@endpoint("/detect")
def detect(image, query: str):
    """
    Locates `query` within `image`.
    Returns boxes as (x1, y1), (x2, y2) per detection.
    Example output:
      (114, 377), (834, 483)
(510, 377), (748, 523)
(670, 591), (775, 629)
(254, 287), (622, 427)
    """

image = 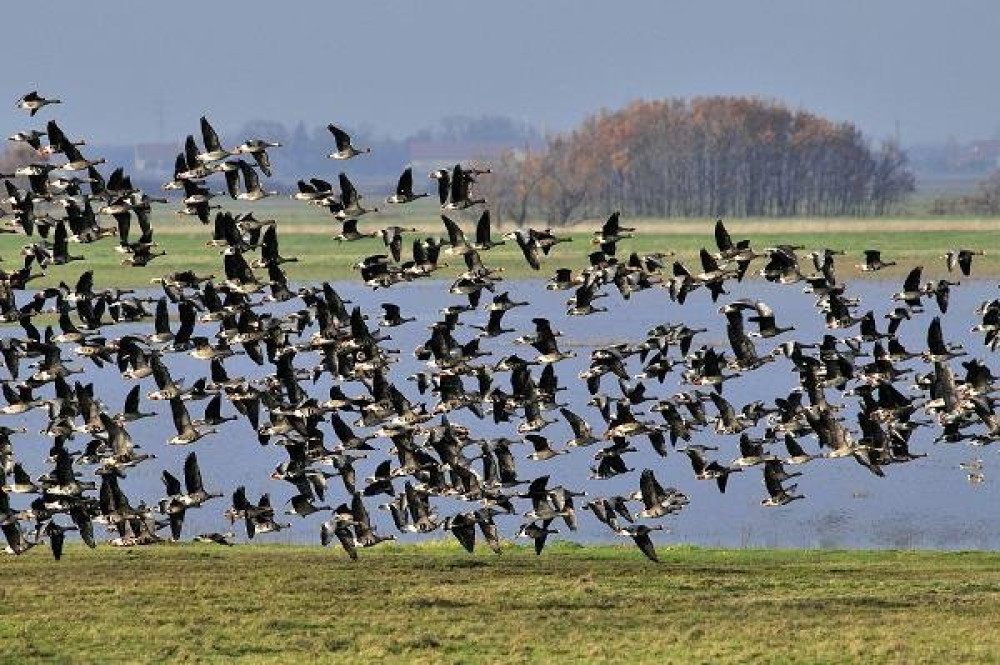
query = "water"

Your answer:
(6, 276), (1000, 550)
